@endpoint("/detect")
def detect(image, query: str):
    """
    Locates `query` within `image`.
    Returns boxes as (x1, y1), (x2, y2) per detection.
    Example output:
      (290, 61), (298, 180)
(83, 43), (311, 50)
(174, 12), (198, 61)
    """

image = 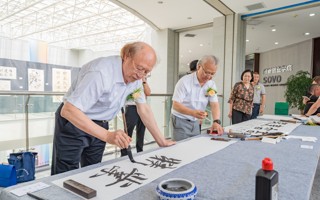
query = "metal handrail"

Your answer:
(0, 92), (225, 165)
(0, 92), (174, 154)
(0, 92), (65, 152)
(0, 91), (66, 95)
